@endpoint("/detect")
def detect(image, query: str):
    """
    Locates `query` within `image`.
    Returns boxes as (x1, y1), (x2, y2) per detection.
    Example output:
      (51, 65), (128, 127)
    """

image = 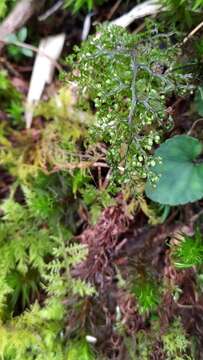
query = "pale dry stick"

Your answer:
(81, 12), (94, 41)
(190, 208), (203, 223)
(50, 161), (109, 173)
(111, 0), (163, 28)
(25, 33), (65, 128)
(133, 22), (147, 35)
(0, 0), (45, 51)
(98, 166), (102, 189)
(102, 169), (112, 190)
(0, 57), (21, 77)
(0, 38), (62, 72)
(183, 20), (203, 44)
(177, 303), (203, 309)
